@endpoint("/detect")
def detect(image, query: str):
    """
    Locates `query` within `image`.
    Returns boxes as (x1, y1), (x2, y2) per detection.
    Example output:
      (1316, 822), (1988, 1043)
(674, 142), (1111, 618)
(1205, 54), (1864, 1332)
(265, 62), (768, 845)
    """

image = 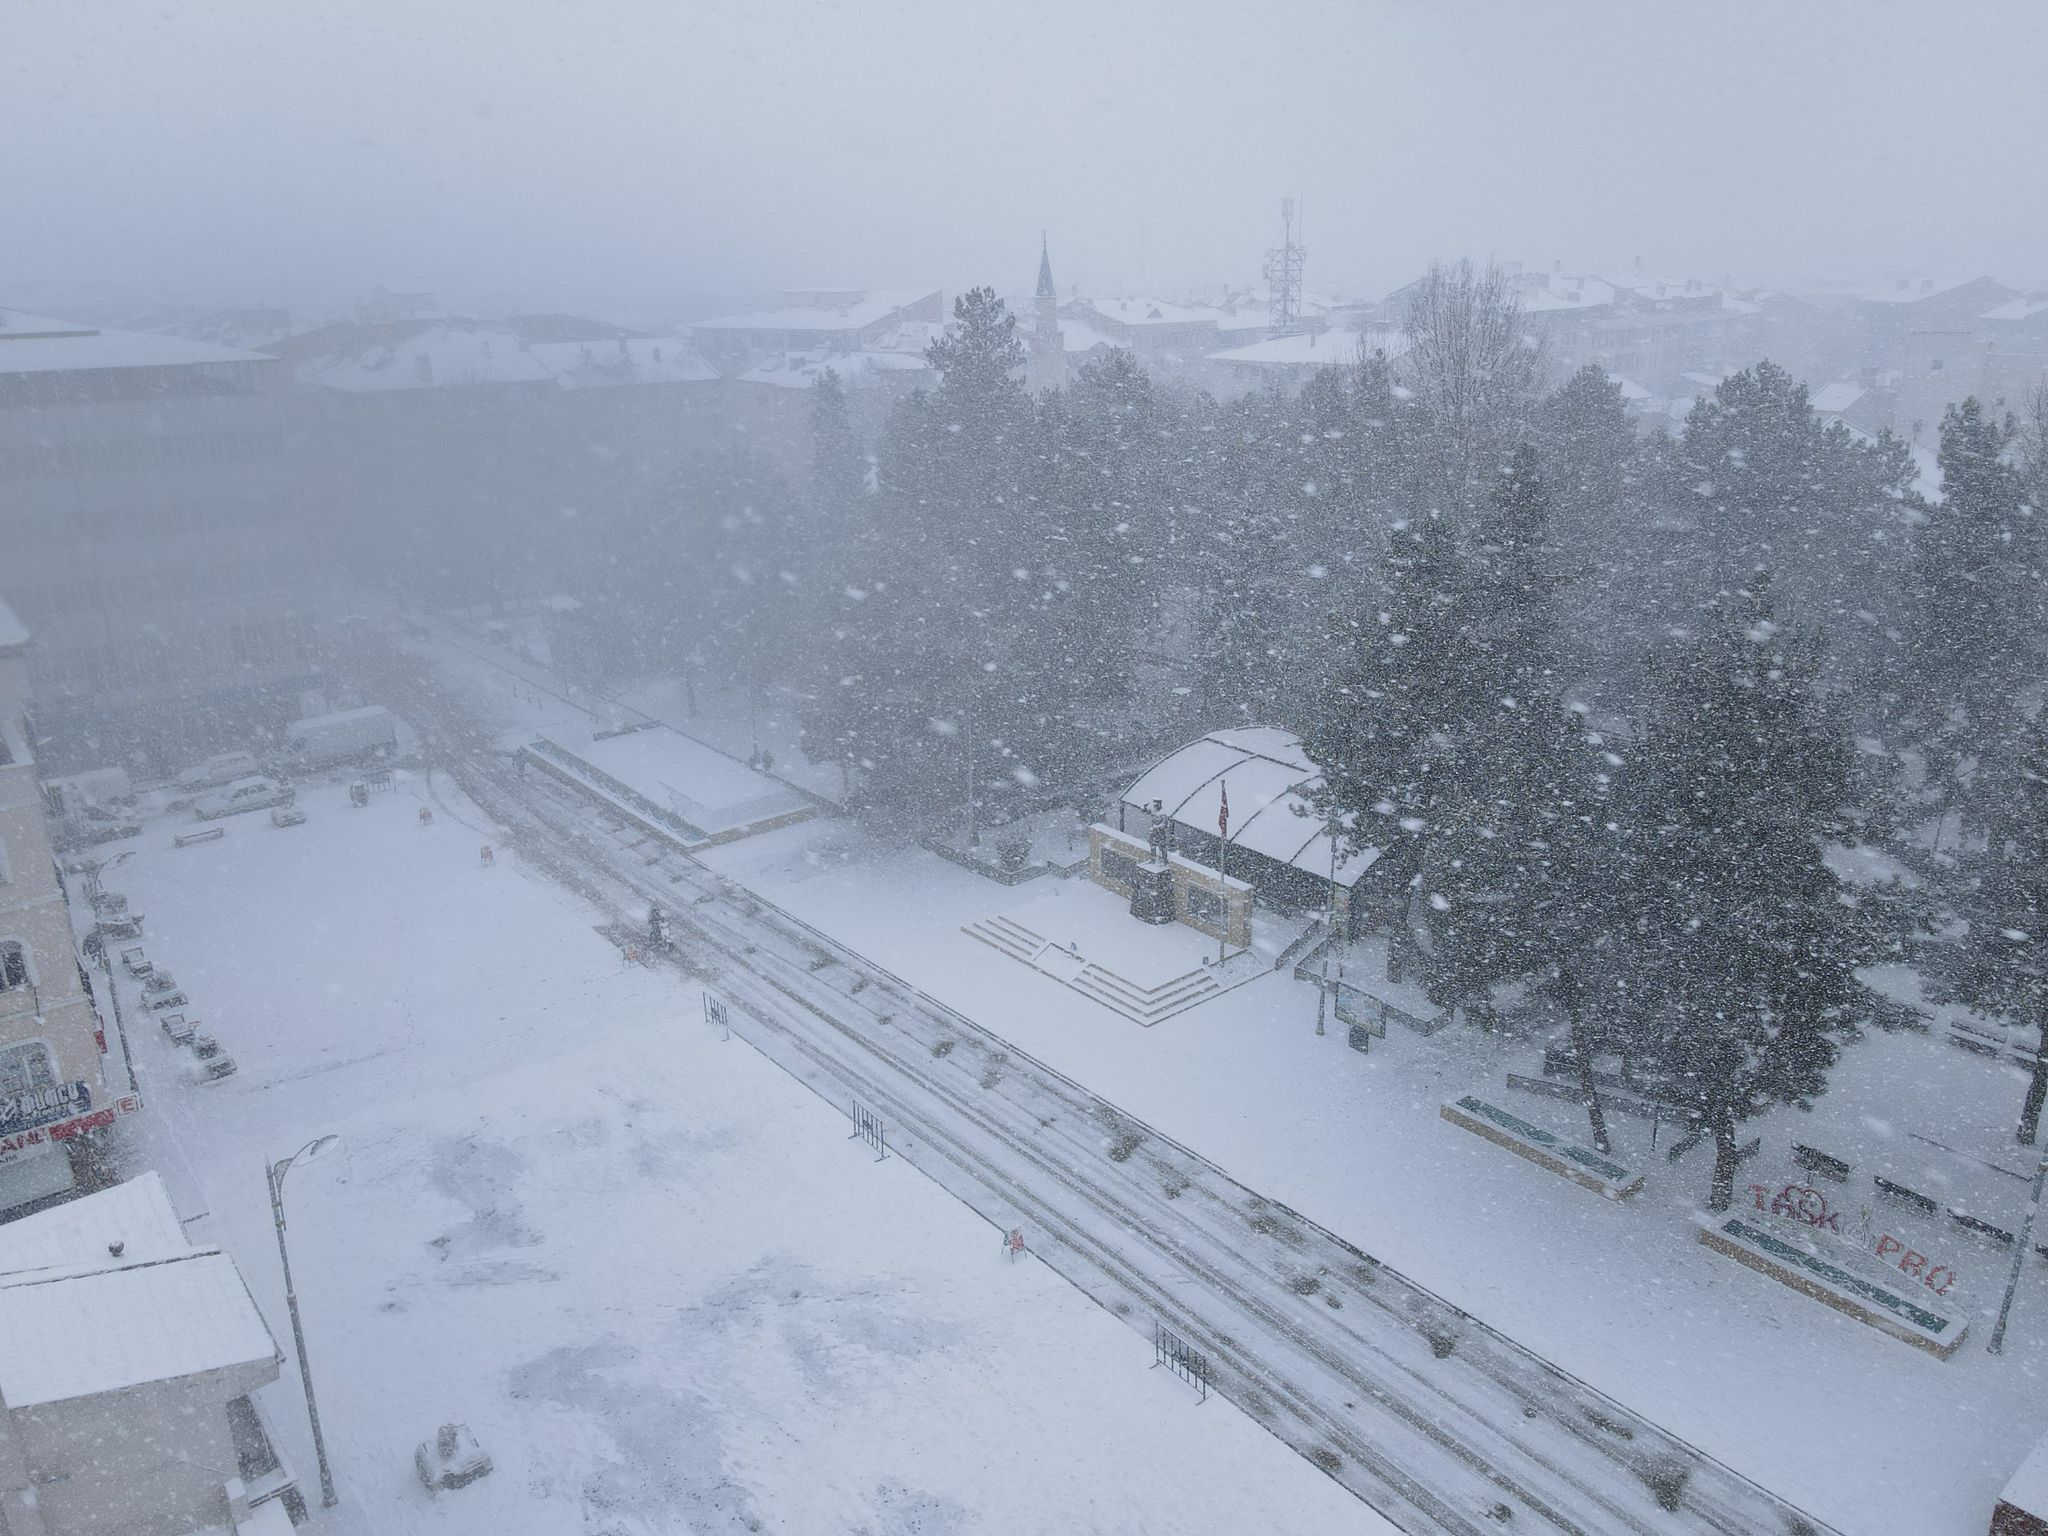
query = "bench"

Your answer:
(1441, 1094), (1644, 1199)
(174, 827), (225, 847)
(1505, 1071), (1691, 1127)
(160, 1013), (197, 1045)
